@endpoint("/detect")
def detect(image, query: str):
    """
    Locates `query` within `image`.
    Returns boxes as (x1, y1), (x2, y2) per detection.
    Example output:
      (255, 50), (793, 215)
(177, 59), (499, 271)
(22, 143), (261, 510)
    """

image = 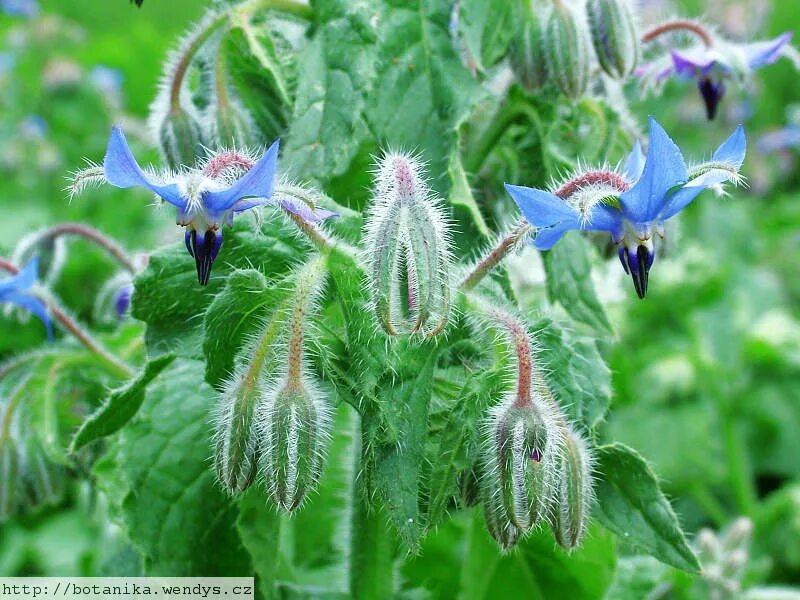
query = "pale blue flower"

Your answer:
(102, 126), (326, 285)
(0, 257), (52, 339)
(506, 117), (746, 298)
